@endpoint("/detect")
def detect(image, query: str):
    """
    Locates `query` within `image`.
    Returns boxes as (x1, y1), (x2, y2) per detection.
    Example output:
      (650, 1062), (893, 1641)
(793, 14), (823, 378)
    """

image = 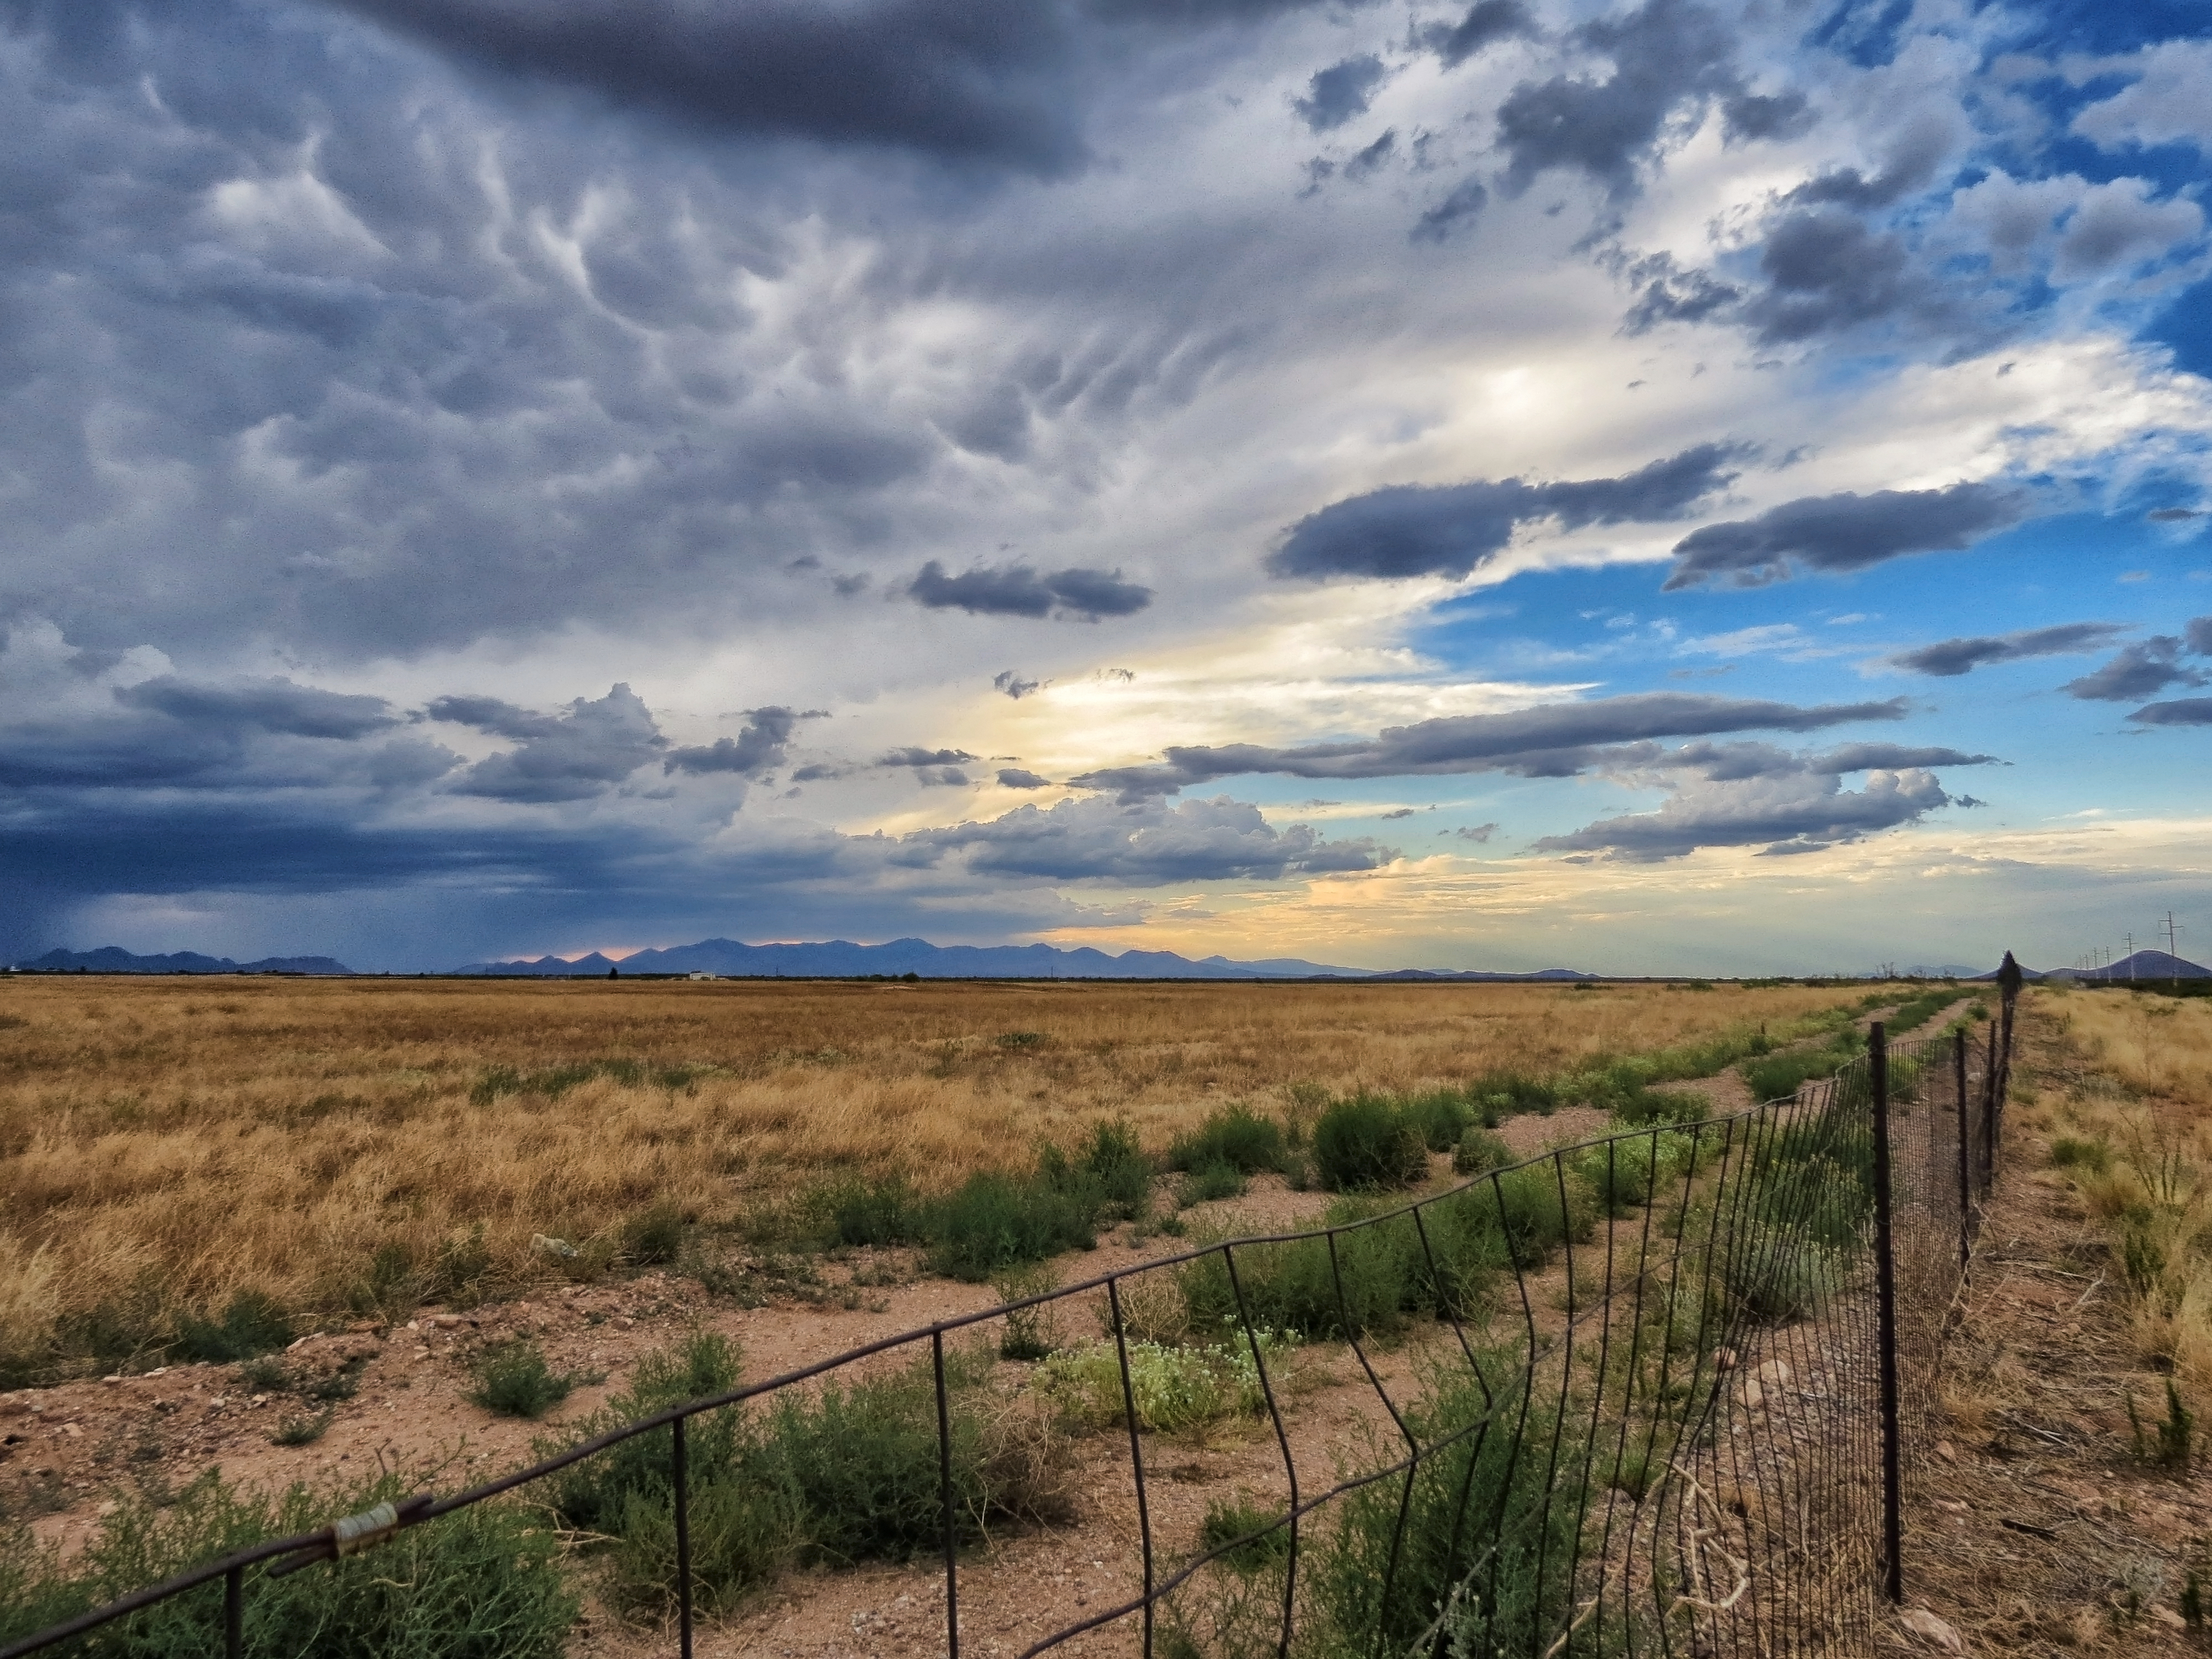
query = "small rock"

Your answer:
(405, 1320), (420, 1332)
(1738, 1379), (1764, 1409)
(96, 1500), (118, 1517)
(61, 1422), (81, 1438)
(2150, 1605), (2187, 1630)
(1754, 1358), (1792, 1386)
(1900, 1608), (1962, 1652)
(102, 1375), (122, 1386)
(1933, 1440), (1957, 1464)
(1716, 1348), (1739, 1371)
